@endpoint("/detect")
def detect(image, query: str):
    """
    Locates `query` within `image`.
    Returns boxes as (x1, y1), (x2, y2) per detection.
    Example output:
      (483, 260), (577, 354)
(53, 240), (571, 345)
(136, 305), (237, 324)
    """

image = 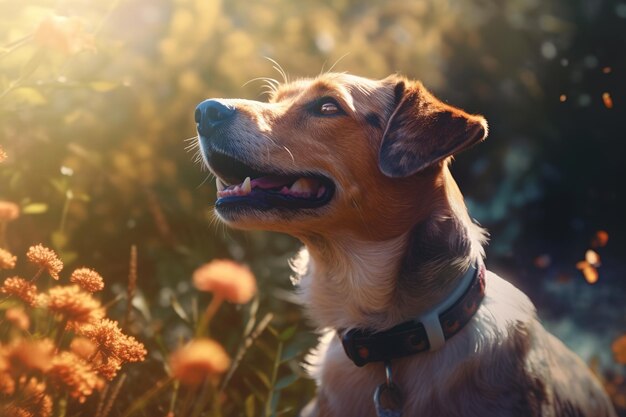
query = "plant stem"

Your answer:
(0, 34), (33, 61)
(55, 318), (68, 350)
(189, 379), (217, 417)
(120, 377), (173, 417)
(58, 190), (73, 234)
(219, 312), (273, 393)
(264, 342), (283, 417)
(195, 295), (223, 338)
